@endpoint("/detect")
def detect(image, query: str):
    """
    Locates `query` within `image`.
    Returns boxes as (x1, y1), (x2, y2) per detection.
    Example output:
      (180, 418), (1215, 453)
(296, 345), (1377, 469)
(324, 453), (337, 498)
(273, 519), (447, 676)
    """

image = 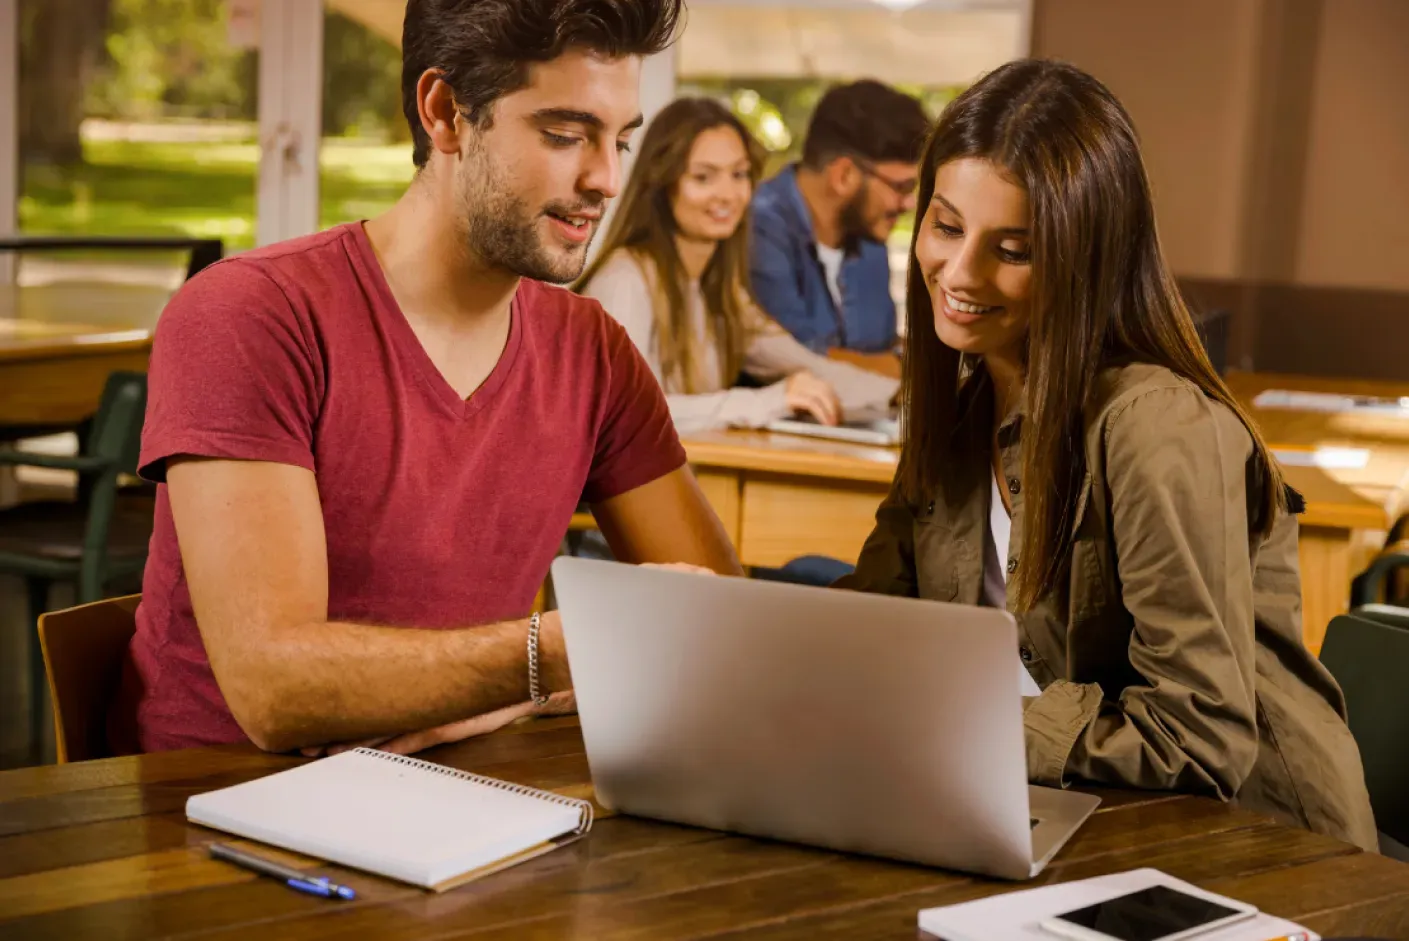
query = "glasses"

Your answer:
(851, 156), (918, 198)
